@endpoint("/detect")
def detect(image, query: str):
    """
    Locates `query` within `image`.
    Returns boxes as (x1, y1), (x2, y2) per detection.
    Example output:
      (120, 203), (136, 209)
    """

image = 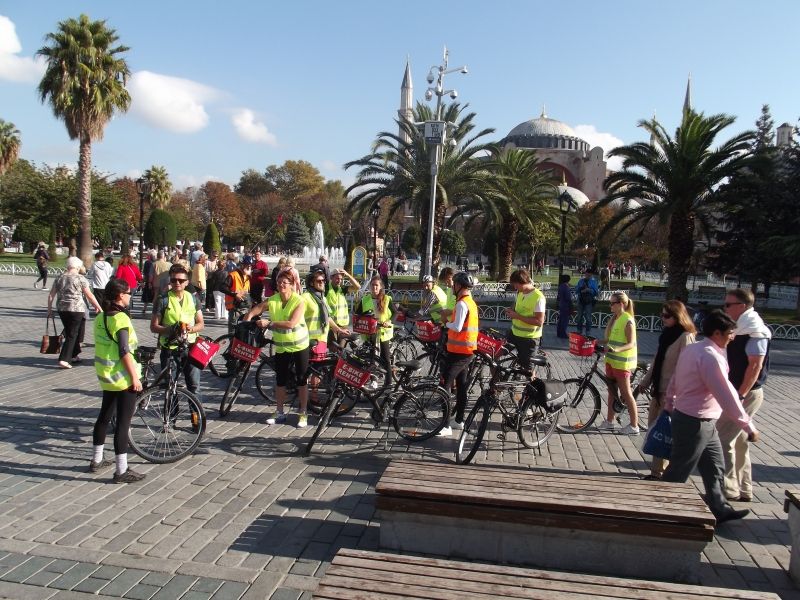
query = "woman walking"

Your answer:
(638, 300), (696, 478)
(598, 291), (639, 435)
(90, 278), (145, 483)
(47, 257), (102, 369)
(114, 254), (143, 312)
(33, 242), (50, 289)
